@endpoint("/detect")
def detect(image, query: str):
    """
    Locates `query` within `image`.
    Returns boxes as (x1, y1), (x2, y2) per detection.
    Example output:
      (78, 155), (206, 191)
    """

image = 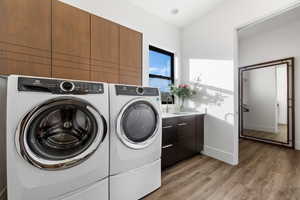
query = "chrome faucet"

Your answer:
(166, 95), (173, 113)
